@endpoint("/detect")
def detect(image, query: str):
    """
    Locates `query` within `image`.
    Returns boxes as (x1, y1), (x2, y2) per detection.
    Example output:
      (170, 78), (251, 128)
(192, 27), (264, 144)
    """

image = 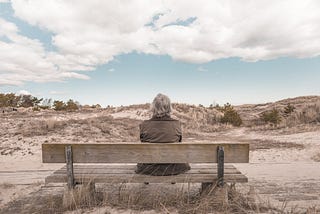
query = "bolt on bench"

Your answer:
(42, 142), (249, 201)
